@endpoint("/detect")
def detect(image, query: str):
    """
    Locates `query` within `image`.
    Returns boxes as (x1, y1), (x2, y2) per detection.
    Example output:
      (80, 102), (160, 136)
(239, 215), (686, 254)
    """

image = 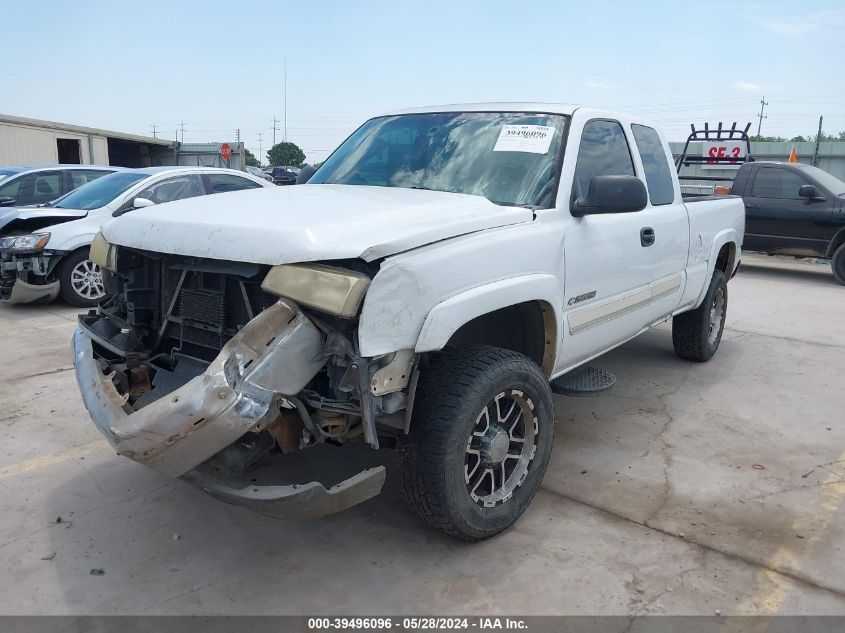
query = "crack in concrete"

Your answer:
(5, 366), (74, 383)
(727, 283), (800, 330)
(741, 480), (845, 503)
(637, 547), (708, 614)
(537, 486), (845, 602)
(641, 363), (696, 527)
(724, 327), (845, 350)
